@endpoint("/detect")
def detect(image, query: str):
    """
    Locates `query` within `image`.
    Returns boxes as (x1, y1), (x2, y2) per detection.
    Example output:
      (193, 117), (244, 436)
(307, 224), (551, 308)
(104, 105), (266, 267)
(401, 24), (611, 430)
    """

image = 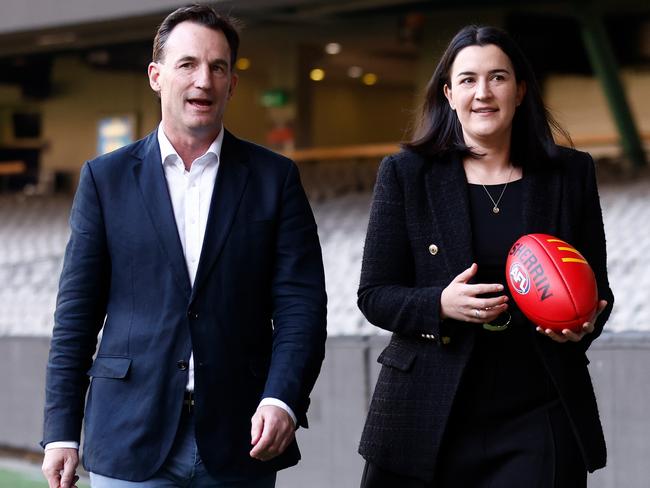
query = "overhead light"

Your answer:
(87, 50), (110, 65)
(310, 68), (325, 81)
(236, 57), (251, 70)
(347, 66), (363, 79)
(362, 73), (378, 86)
(36, 32), (77, 46)
(325, 42), (341, 55)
